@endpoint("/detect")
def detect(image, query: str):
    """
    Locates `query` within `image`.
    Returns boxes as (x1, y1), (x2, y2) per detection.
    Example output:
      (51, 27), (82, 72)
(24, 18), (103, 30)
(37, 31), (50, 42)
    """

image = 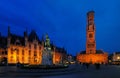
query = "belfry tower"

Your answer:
(86, 11), (96, 54)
